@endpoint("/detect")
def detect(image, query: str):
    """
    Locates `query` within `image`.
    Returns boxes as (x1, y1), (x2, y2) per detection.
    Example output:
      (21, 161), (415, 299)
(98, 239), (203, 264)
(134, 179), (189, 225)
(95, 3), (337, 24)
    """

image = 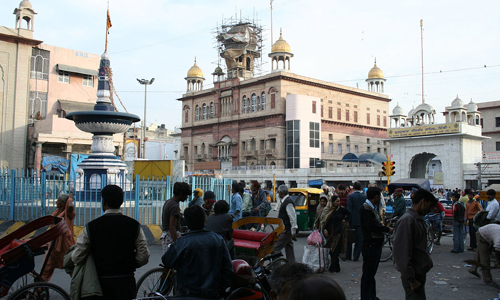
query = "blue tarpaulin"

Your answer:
(342, 153), (358, 162)
(308, 179), (323, 187)
(69, 153), (89, 181)
(42, 155), (69, 174)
